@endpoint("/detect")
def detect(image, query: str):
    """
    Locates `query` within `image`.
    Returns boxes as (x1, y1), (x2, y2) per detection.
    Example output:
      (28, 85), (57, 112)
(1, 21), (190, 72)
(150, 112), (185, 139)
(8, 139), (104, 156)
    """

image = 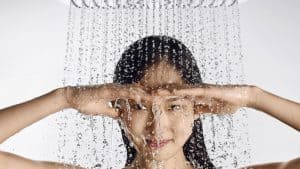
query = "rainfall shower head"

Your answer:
(69, 0), (239, 8)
